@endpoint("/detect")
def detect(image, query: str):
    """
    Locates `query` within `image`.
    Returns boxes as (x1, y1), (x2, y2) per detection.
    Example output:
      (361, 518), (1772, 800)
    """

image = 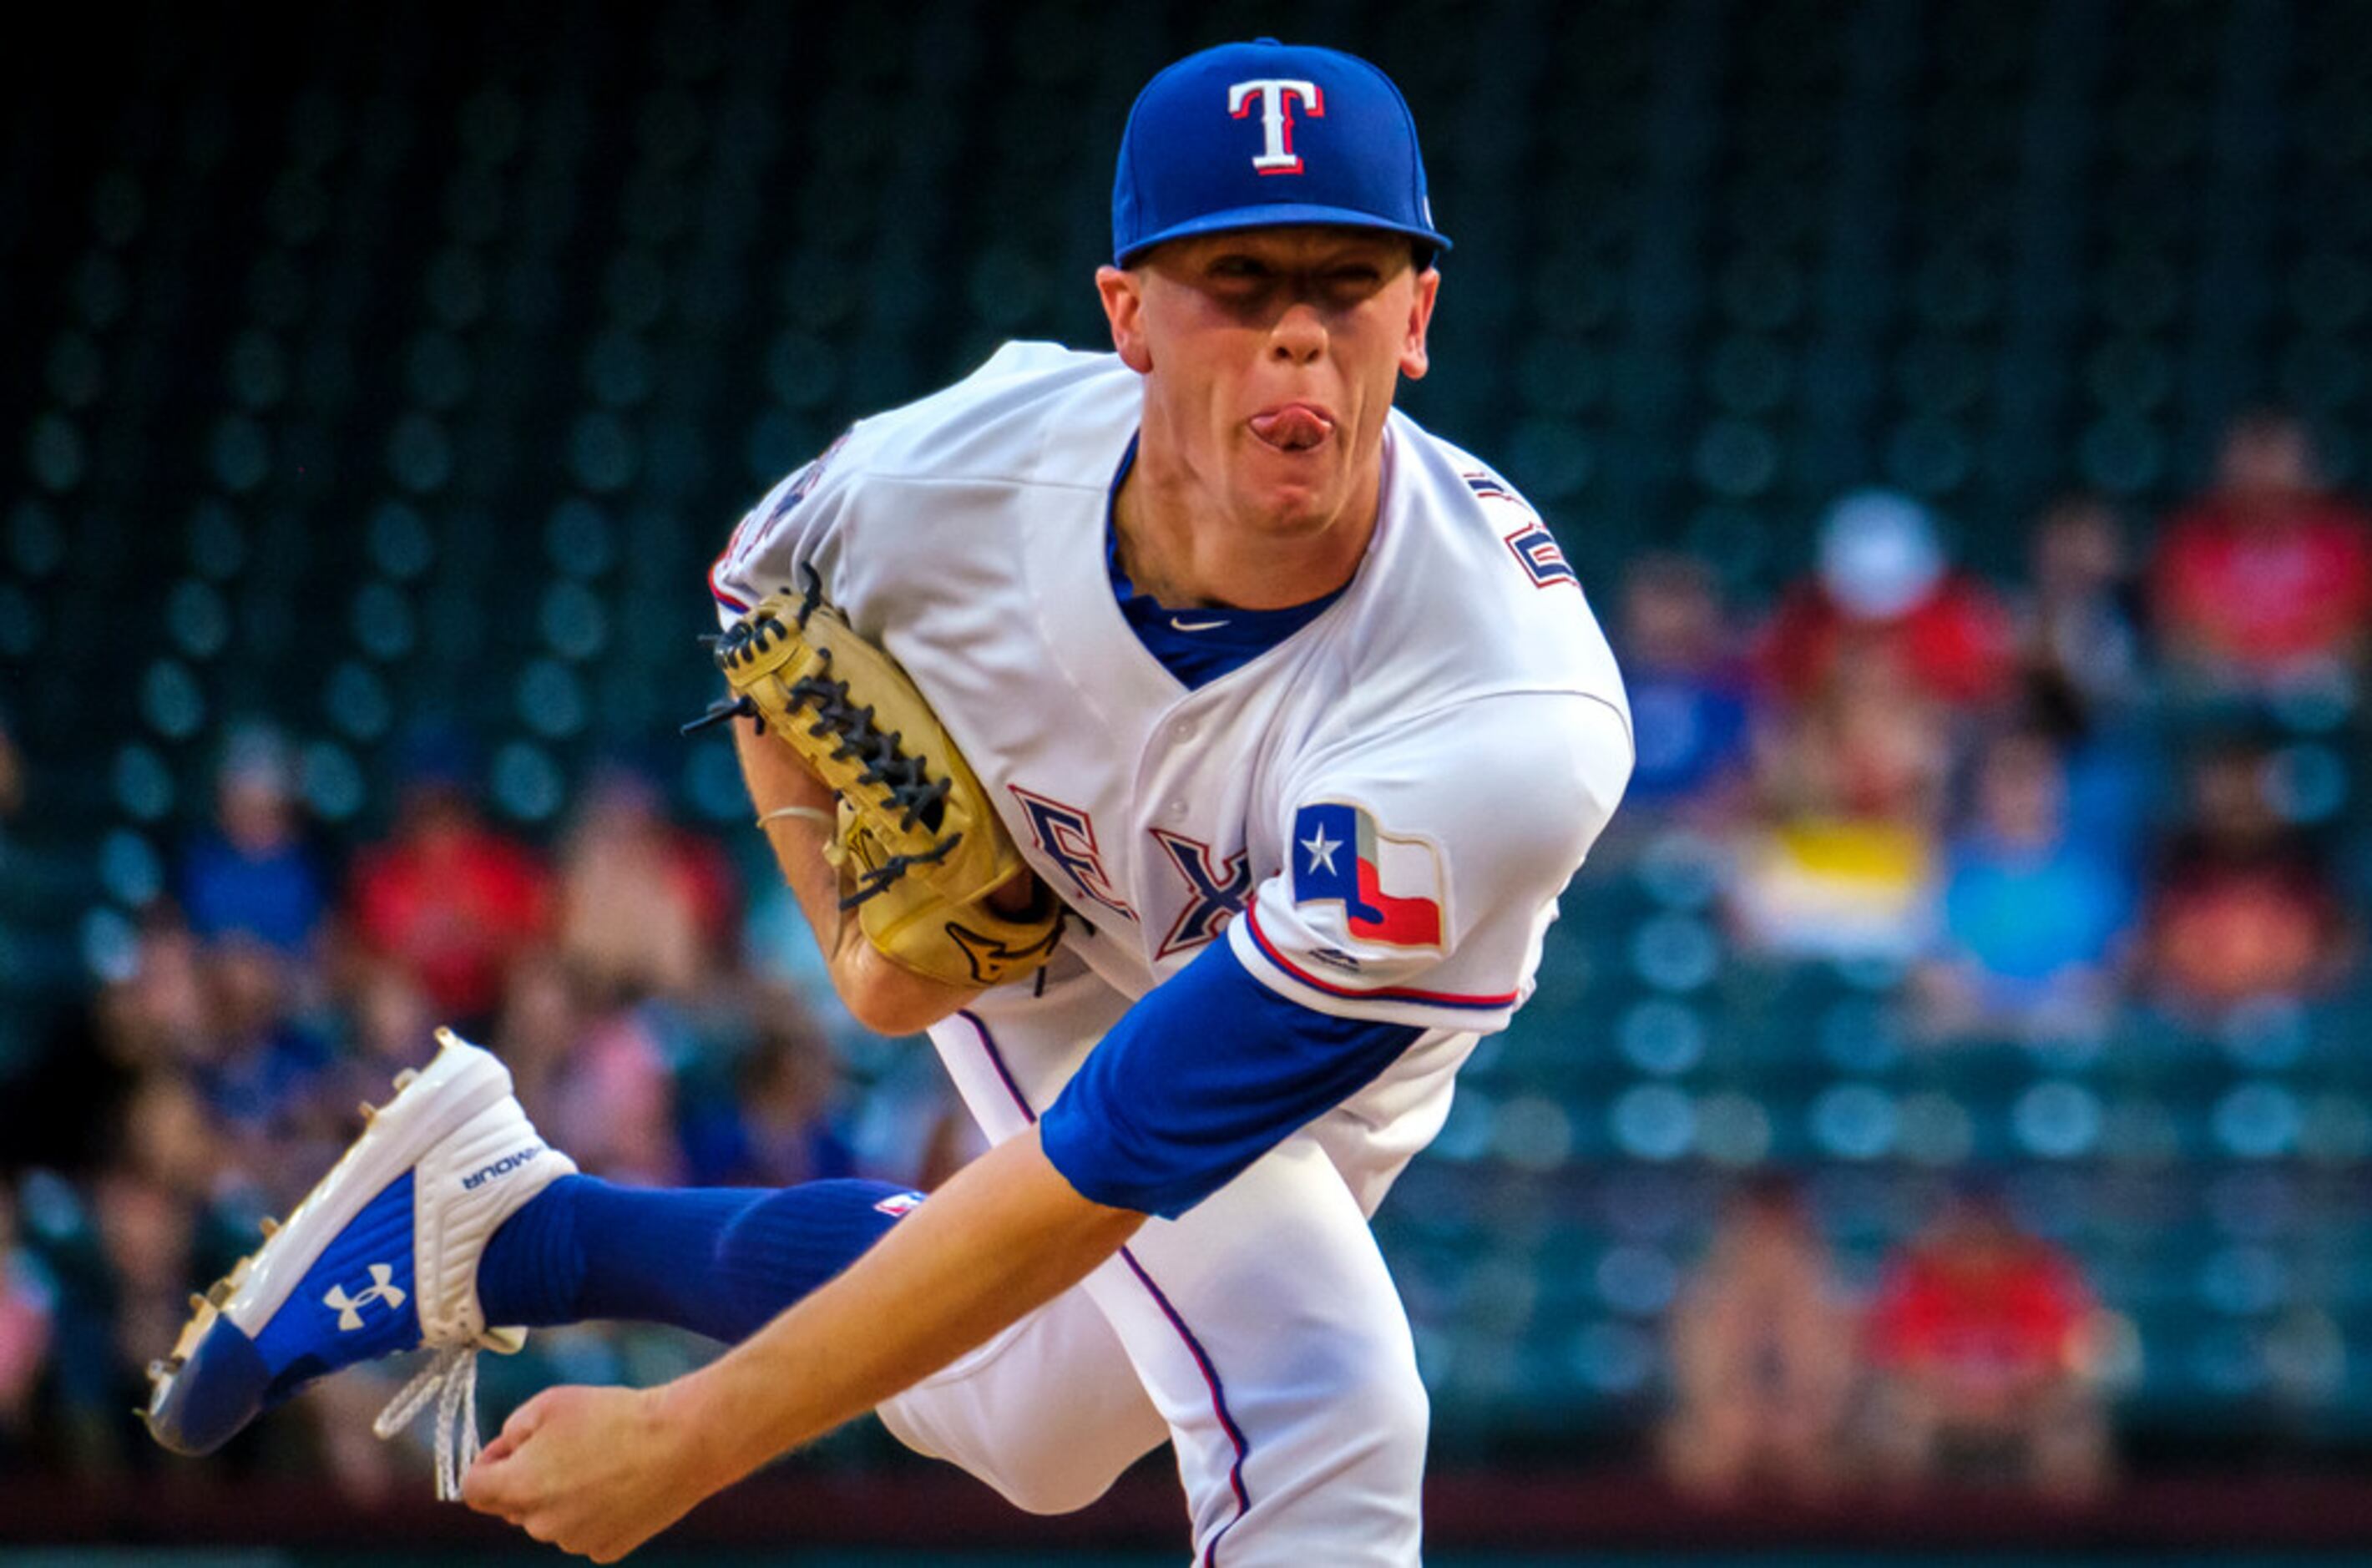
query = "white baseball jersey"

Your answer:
(712, 340), (1631, 1565)
(711, 340), (1631, 1200)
